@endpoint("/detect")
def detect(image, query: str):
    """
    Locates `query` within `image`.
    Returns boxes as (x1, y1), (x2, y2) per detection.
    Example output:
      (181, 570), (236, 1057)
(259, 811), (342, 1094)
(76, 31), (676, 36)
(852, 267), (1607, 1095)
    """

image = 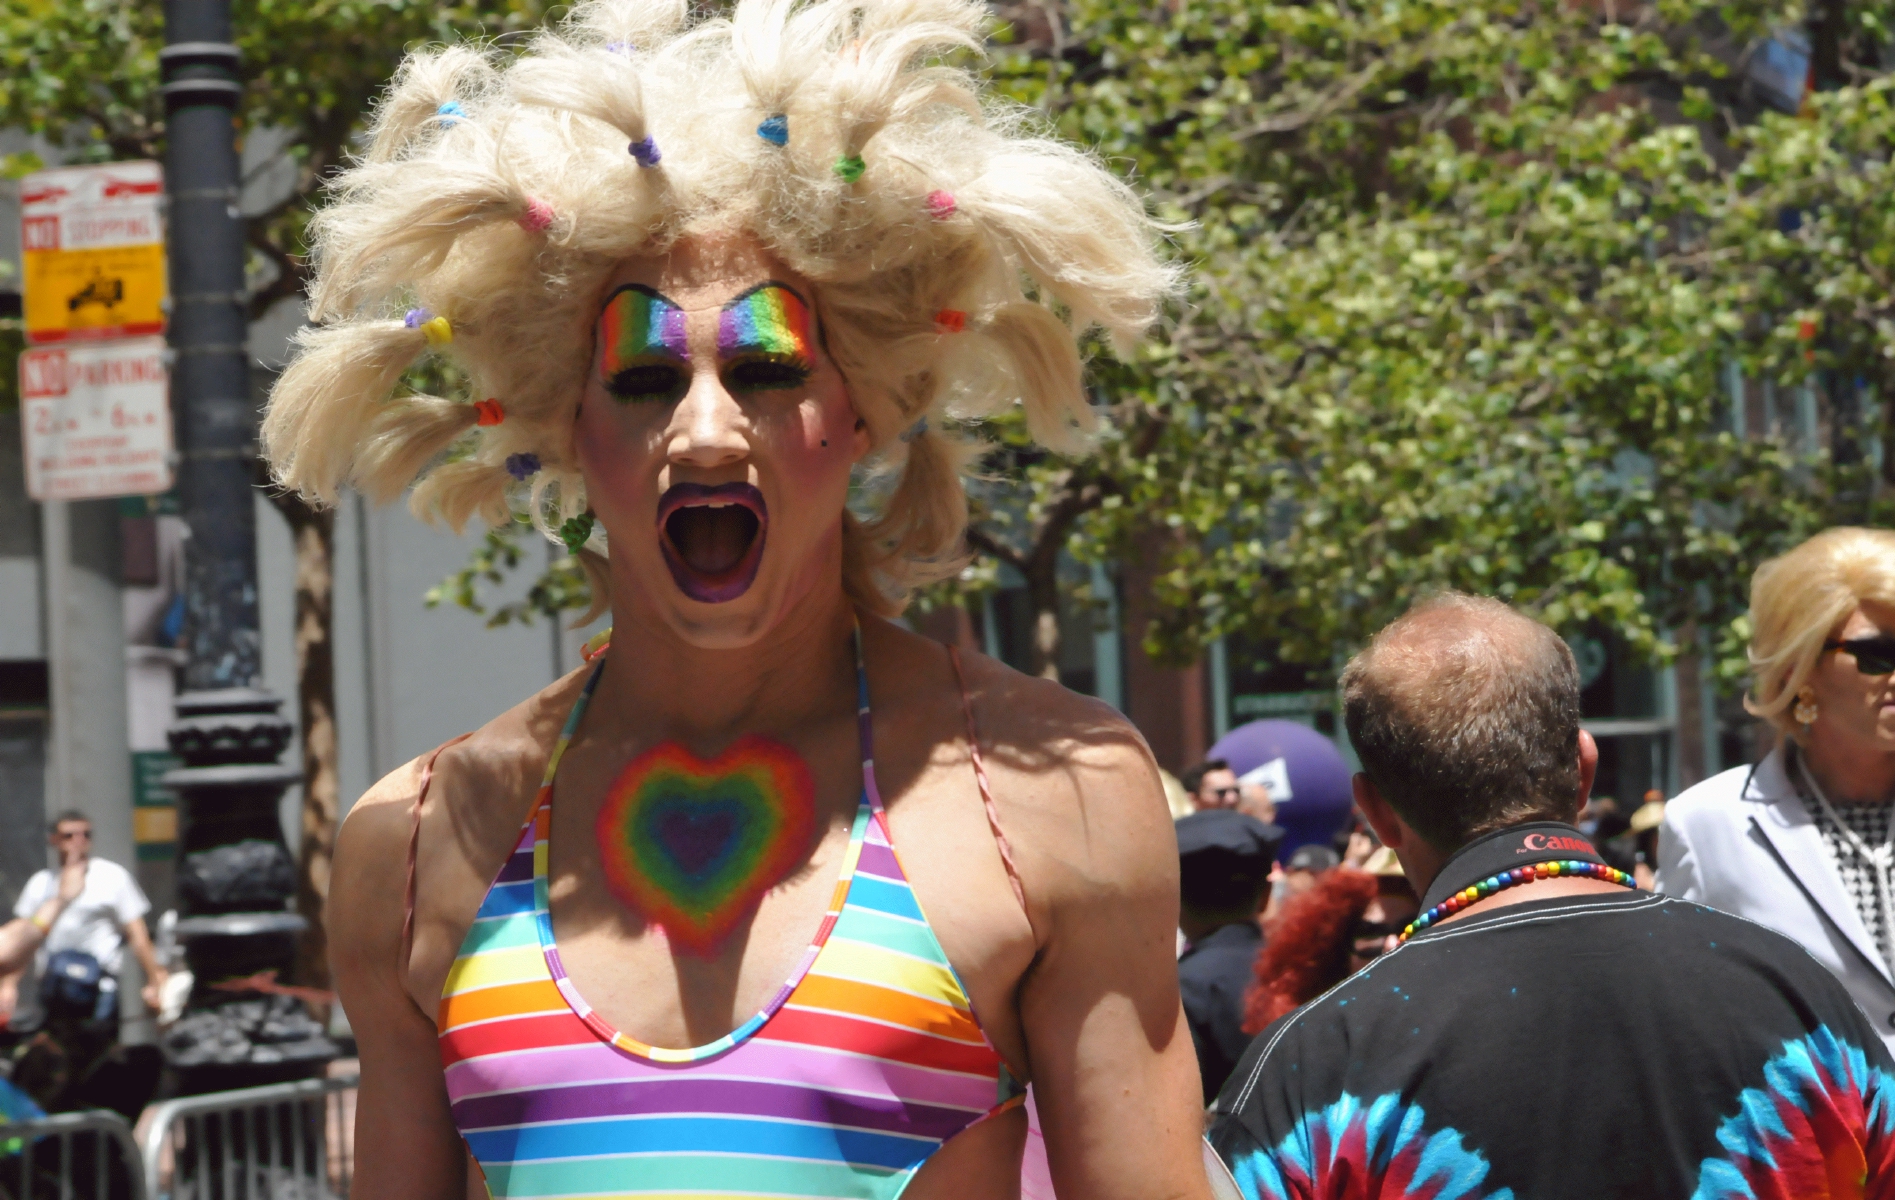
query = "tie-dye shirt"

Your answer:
(1208, 890), (1895, 1199)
